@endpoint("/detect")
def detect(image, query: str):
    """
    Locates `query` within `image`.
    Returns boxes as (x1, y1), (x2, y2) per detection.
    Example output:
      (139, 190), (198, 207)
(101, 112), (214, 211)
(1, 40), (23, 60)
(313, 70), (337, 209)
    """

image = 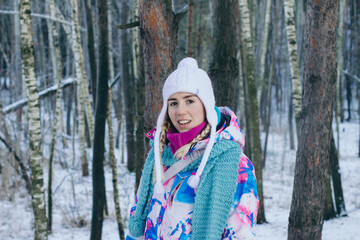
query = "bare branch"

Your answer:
(117, 21), (140, 29)
(3, 78), (74, 114)
(343, 69), (360, 83)
(0, 135), (32, 194)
